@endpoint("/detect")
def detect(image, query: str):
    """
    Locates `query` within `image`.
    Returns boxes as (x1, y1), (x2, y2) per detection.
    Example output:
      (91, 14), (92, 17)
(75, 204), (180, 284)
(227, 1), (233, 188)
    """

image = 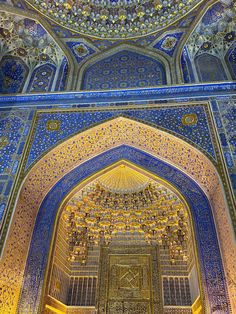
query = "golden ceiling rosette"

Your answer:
(25, 0), (204, 39)
(98, 164), (150, 194)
